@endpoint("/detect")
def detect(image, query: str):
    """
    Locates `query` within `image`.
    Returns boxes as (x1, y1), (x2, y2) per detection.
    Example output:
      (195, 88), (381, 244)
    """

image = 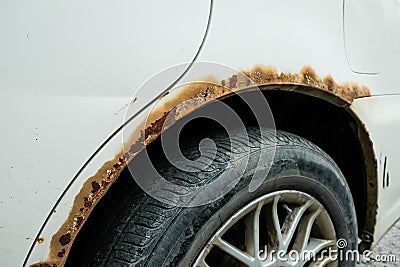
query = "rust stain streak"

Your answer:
(30, 65), (371, 267)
